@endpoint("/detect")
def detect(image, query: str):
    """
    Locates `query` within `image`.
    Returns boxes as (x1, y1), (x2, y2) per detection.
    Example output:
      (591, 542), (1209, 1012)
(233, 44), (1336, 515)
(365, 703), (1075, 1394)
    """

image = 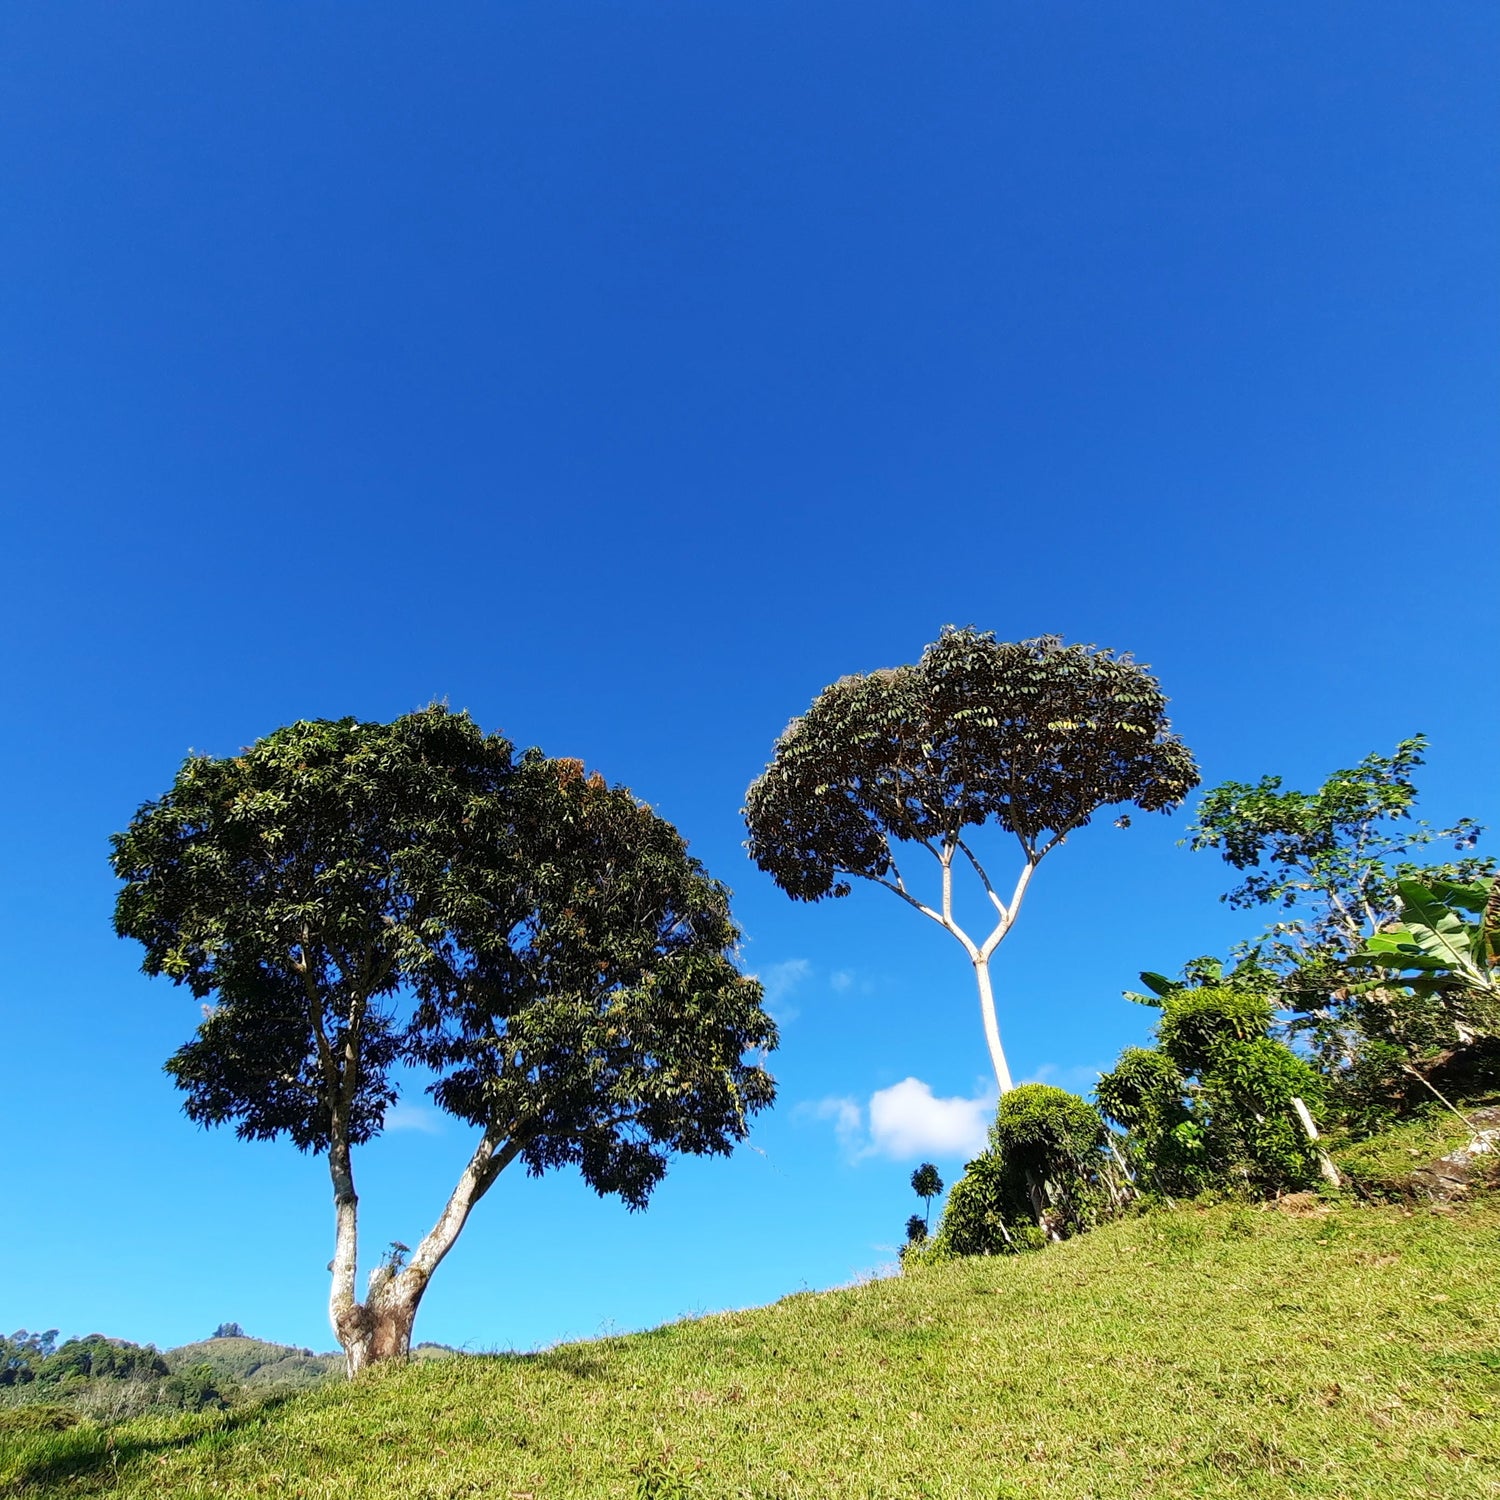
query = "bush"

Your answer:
(0, 1405), (79, 1435)
(1098, 987), (1326, 1201)
(909, 1086), (1119, 1265)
